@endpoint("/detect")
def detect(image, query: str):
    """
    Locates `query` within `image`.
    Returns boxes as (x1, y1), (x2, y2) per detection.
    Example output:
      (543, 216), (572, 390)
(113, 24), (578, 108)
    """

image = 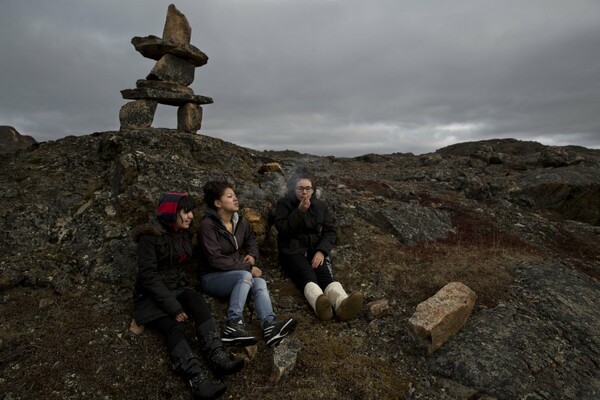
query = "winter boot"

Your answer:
(324, 281), (364, 322)
(170, 339), (226, 400)
(303, 282), (333, 321)
(197, 319), (245, 377)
